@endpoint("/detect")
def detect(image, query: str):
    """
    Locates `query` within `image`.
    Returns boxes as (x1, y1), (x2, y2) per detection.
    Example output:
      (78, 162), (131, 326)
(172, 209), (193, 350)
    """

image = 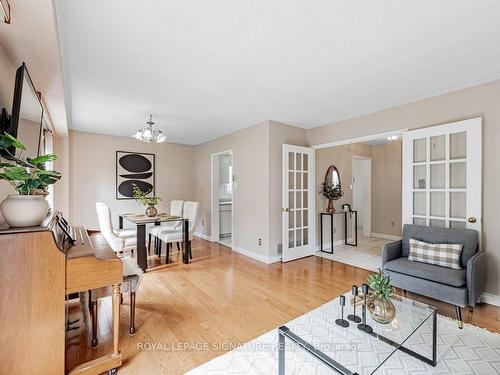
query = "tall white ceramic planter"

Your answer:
(0, 194), (49, 227)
